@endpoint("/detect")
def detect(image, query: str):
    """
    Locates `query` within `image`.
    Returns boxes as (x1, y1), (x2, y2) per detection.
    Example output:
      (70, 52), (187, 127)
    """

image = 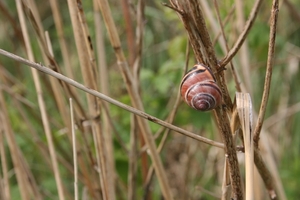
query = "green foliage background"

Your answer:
(0, 0), (300, 199)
